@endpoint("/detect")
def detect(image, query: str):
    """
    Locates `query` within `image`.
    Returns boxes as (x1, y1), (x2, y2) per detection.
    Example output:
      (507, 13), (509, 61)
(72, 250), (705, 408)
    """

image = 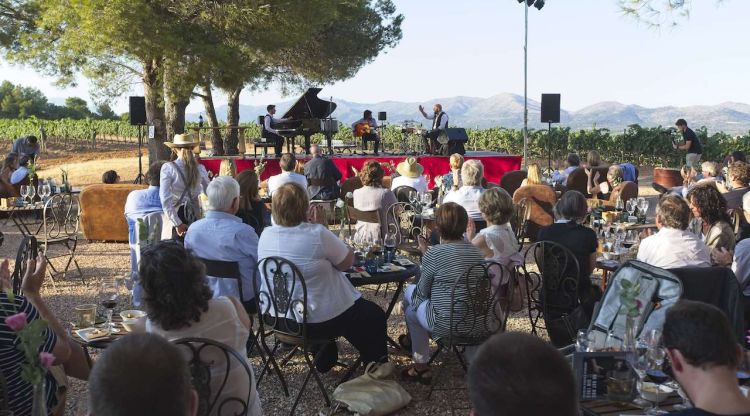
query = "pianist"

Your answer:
(262, 104), (287, 158)
(418, 104), (449, 154)
(351, 110), (380, 155)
